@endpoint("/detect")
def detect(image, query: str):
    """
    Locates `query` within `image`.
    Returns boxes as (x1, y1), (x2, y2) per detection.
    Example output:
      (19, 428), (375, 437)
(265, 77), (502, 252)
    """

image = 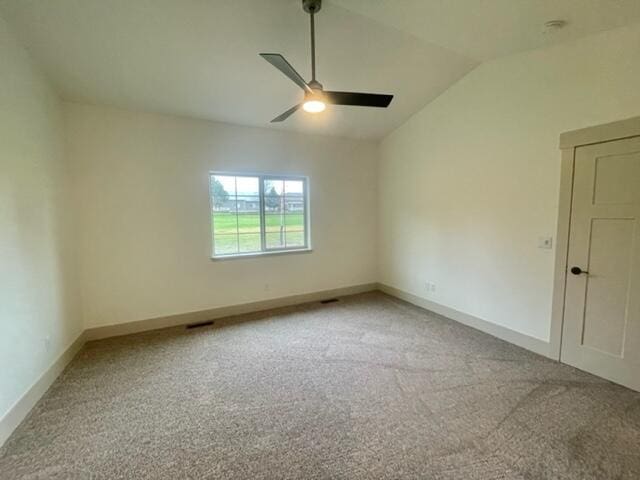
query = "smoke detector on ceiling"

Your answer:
(543, 20), (567, 34)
